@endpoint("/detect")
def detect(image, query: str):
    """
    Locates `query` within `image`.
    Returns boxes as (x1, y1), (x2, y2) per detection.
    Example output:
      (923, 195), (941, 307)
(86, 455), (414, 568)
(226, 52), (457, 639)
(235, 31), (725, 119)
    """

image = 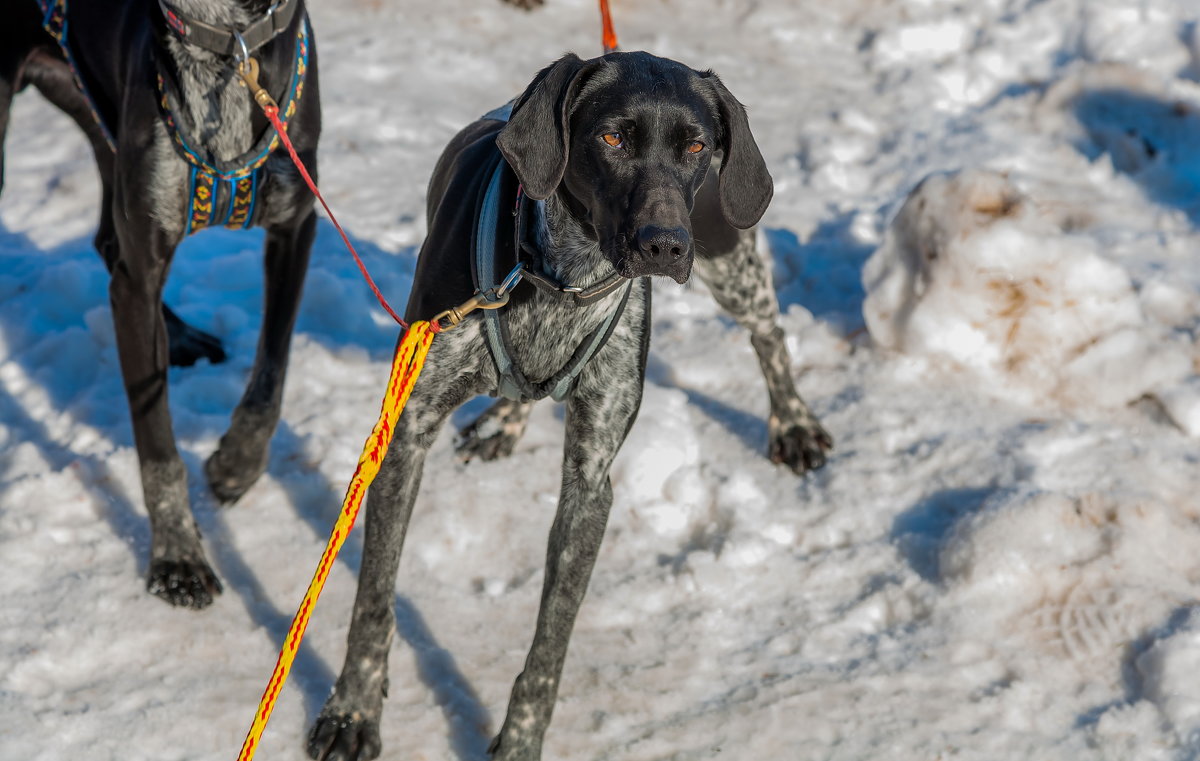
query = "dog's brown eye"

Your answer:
(687, 140), (705, 154)
(602, 132), (623, 148)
